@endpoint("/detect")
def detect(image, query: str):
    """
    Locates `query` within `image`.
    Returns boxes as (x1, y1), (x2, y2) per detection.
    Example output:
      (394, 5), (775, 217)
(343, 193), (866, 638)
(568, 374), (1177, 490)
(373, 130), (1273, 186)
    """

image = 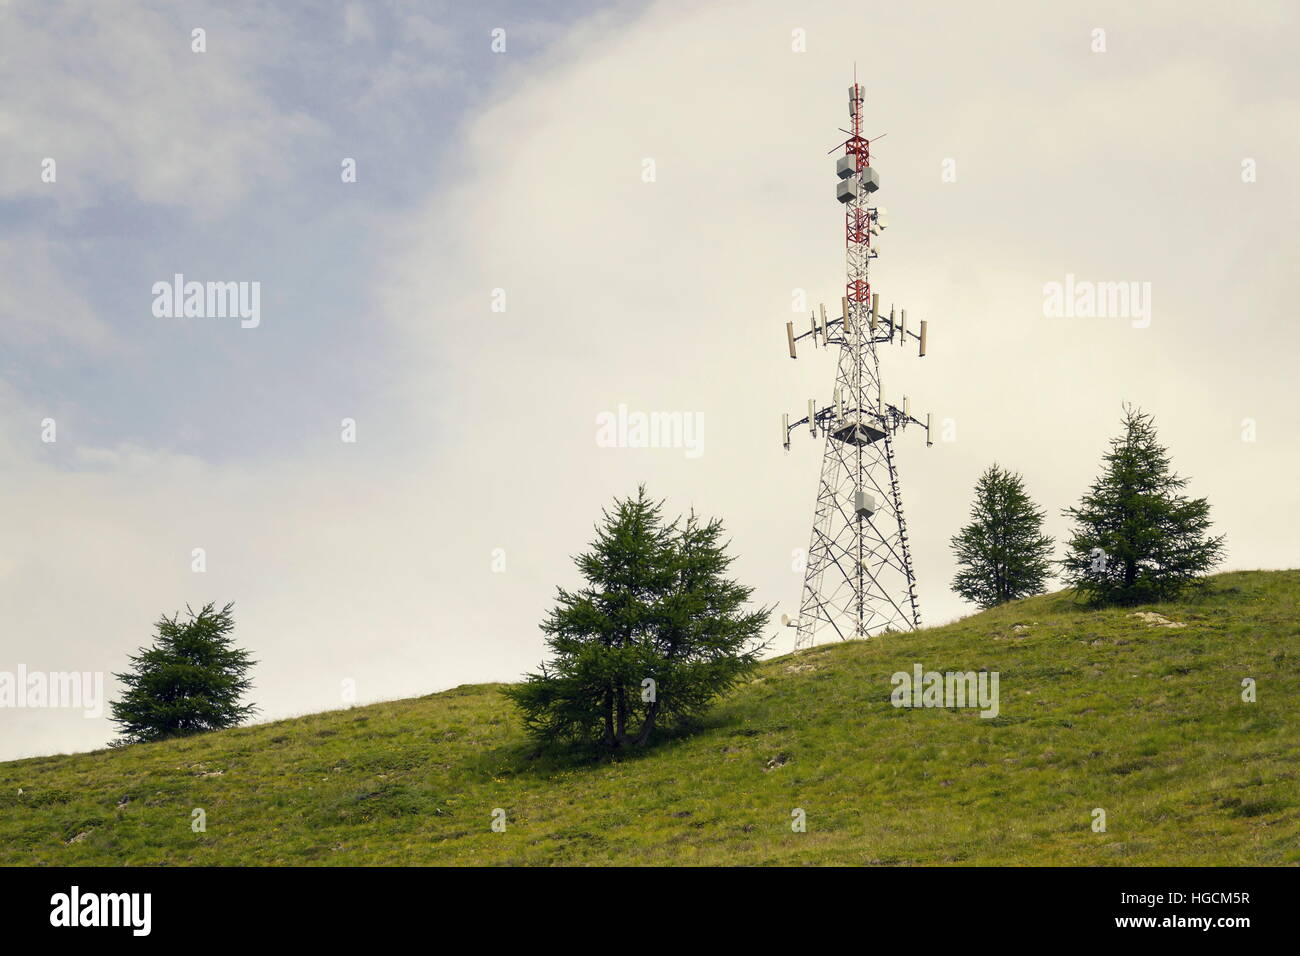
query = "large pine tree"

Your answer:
(506, 487), (769, 751)
(110, 602), (257, 745)
(1061, 405), (1224, 605)
(950, 464), (1055, 608)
